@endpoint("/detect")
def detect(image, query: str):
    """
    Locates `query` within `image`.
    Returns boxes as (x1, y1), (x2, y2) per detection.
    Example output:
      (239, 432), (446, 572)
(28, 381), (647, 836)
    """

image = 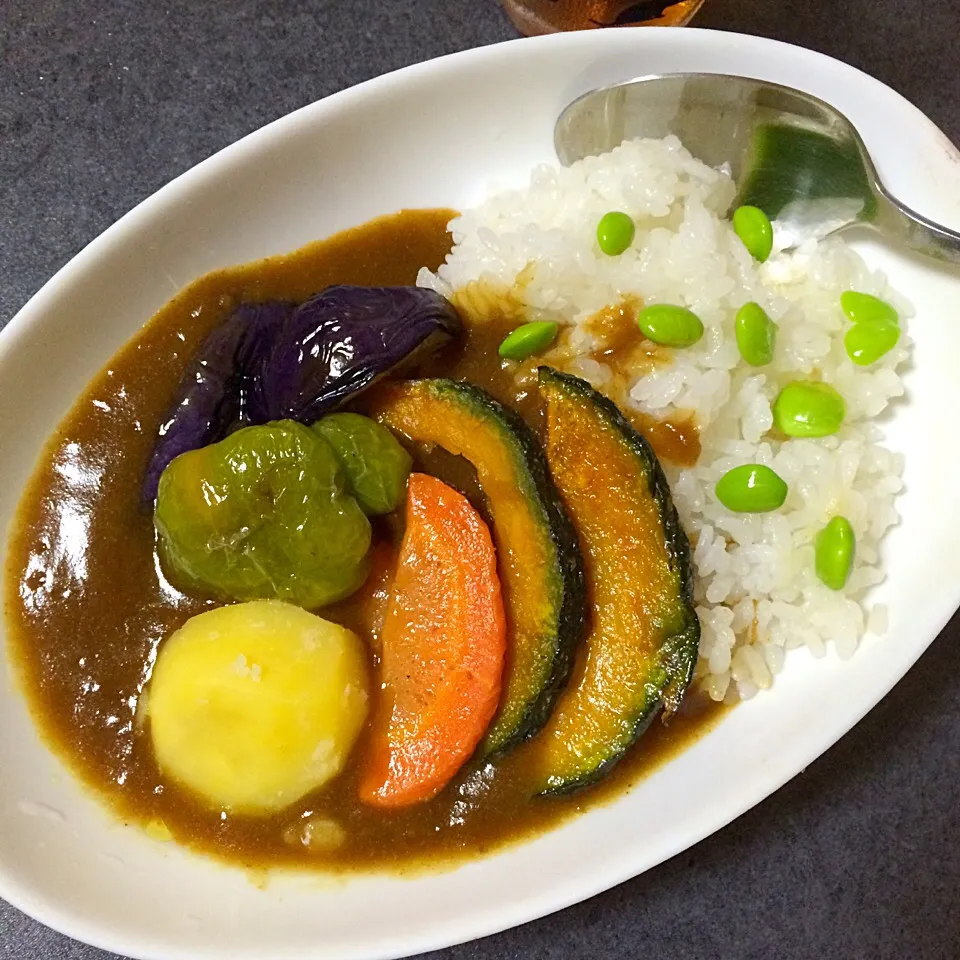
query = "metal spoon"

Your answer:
(555, 73), (960, 263)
